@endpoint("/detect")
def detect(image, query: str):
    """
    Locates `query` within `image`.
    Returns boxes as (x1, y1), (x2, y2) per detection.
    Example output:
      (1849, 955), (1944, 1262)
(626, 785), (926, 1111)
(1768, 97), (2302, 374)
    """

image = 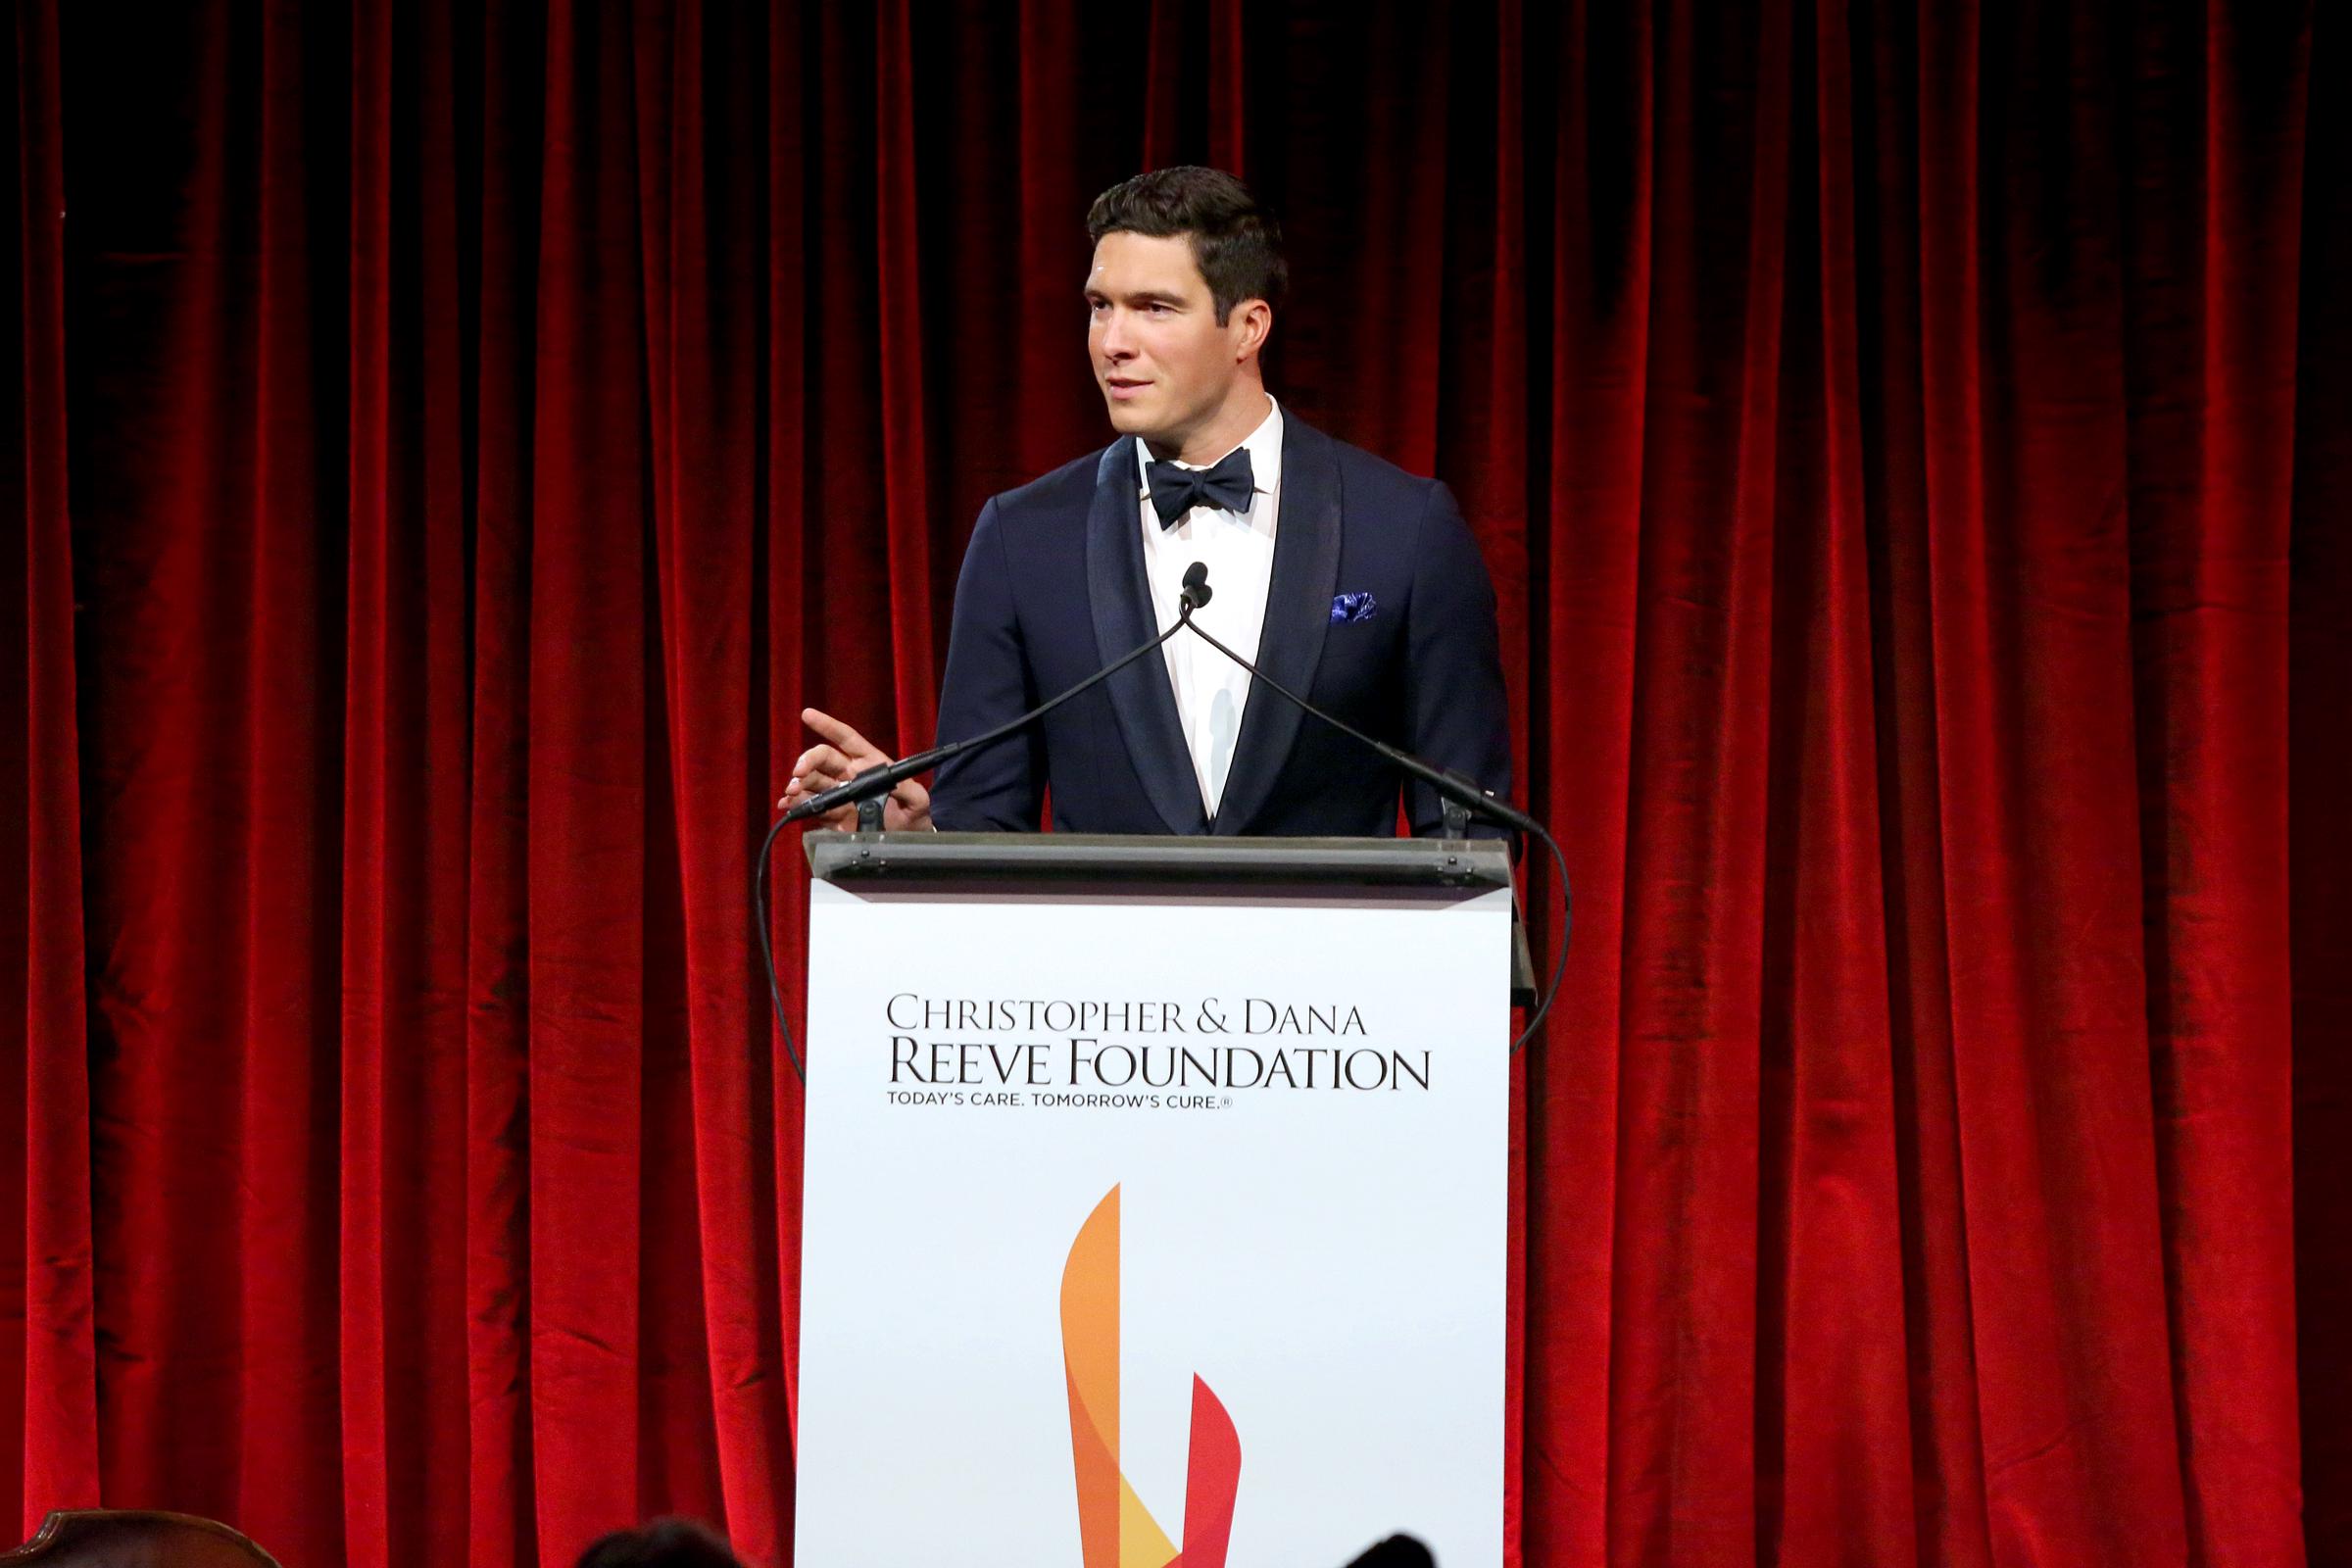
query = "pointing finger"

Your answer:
(802, 707), (878, 758)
